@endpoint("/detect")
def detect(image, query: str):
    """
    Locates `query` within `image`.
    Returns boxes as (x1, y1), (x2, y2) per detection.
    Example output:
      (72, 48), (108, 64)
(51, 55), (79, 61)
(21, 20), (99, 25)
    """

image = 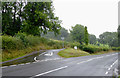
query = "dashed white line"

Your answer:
(34, 66), (68, 77)
(77, 61), (87, 64)
(39, 52), (47, 56)
(10, 65), (17, 67)
(26, 63), (30, 64)
(1, 66), (8, 68)
(105, 59), (118, 75)
(108, 68), (111, 70)
(105, 71), (108, 74)
(19, 64), (24, 65)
